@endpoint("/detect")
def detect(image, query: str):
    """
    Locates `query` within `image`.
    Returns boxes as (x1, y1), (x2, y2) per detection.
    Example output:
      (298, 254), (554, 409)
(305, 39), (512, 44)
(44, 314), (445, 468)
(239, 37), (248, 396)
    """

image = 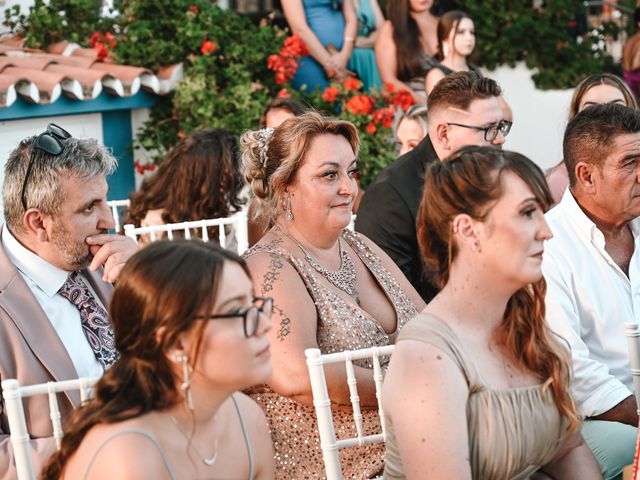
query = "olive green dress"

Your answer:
(383, 314), (568, 480)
